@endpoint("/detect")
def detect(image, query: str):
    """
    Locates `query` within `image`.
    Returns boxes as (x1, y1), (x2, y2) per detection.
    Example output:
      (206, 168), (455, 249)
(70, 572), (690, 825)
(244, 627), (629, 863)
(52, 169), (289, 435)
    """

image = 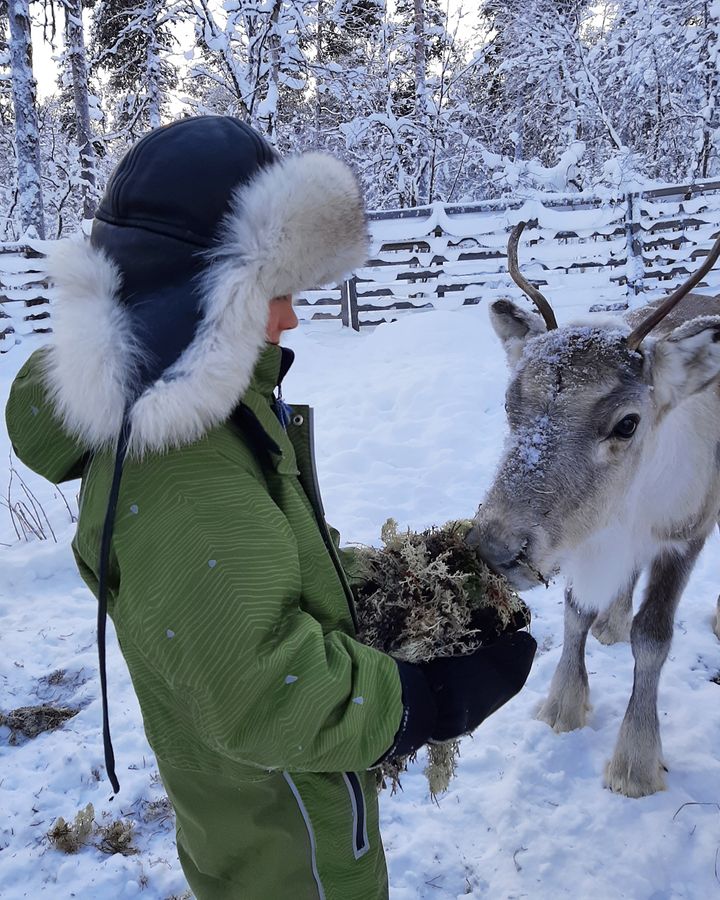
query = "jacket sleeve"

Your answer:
(112, 458), (408, 774)
(5, 348), (89, 483)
